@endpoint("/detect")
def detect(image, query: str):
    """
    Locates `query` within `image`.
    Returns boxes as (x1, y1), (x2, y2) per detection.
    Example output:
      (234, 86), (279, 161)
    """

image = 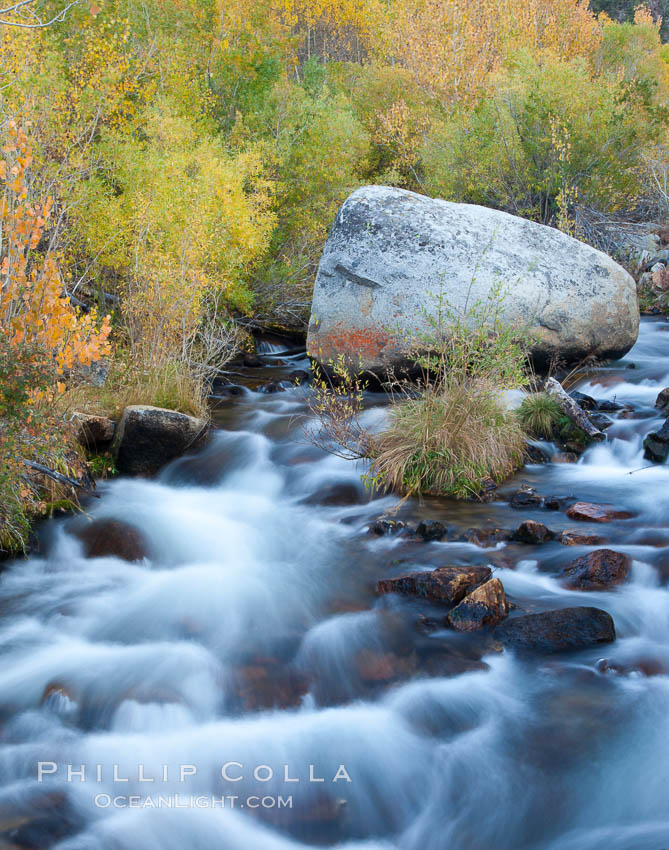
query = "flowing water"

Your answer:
(2, 320), (669, 850)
